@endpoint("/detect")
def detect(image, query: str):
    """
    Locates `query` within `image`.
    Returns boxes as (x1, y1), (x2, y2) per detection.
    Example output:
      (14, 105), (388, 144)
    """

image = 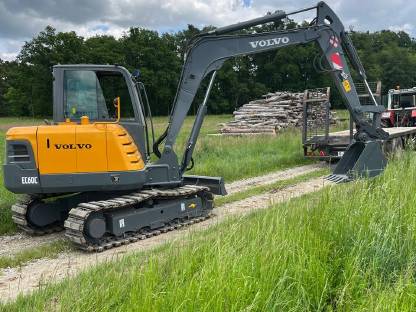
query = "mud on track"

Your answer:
(0, 175), (333, 302)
